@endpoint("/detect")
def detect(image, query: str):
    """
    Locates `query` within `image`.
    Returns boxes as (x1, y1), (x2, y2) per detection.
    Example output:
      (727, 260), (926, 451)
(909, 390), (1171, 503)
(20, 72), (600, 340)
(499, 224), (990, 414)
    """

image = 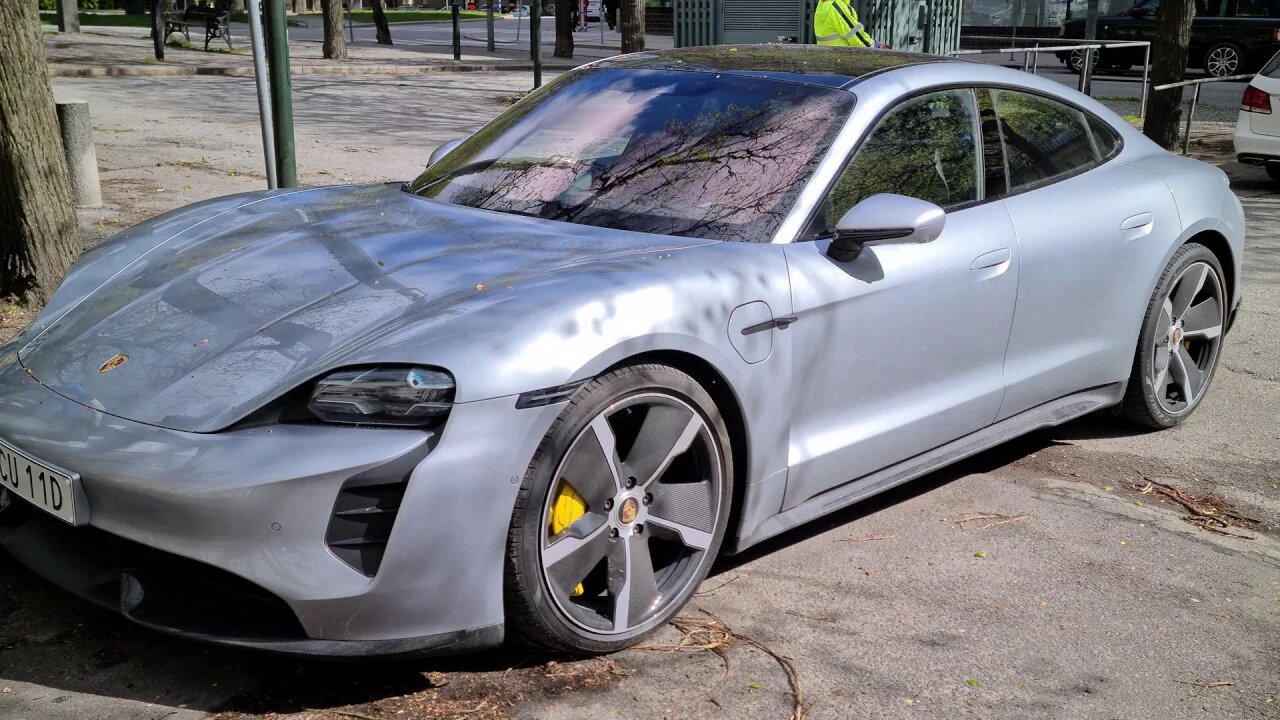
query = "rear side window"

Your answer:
(1262, 50), (1280, 78)
(1088, 115), (1121, 158)
(1235, 0), (1280, 16)
(992, 90), (1100, 189)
